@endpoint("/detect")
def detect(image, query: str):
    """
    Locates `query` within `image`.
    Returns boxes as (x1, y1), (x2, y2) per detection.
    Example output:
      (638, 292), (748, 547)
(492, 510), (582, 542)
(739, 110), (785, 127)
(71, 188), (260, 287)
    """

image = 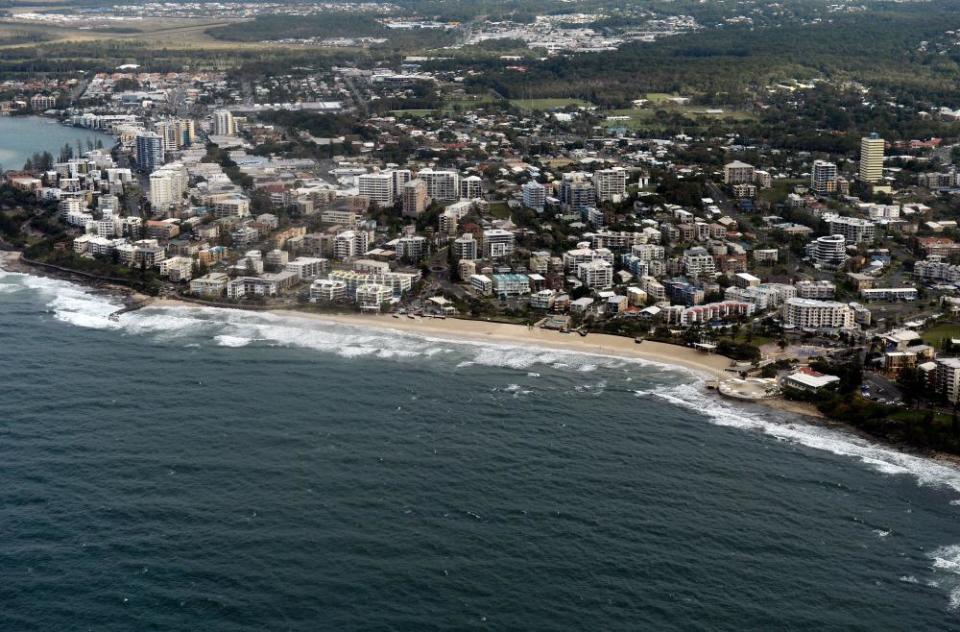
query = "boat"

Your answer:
(634, 337), (644, 344)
